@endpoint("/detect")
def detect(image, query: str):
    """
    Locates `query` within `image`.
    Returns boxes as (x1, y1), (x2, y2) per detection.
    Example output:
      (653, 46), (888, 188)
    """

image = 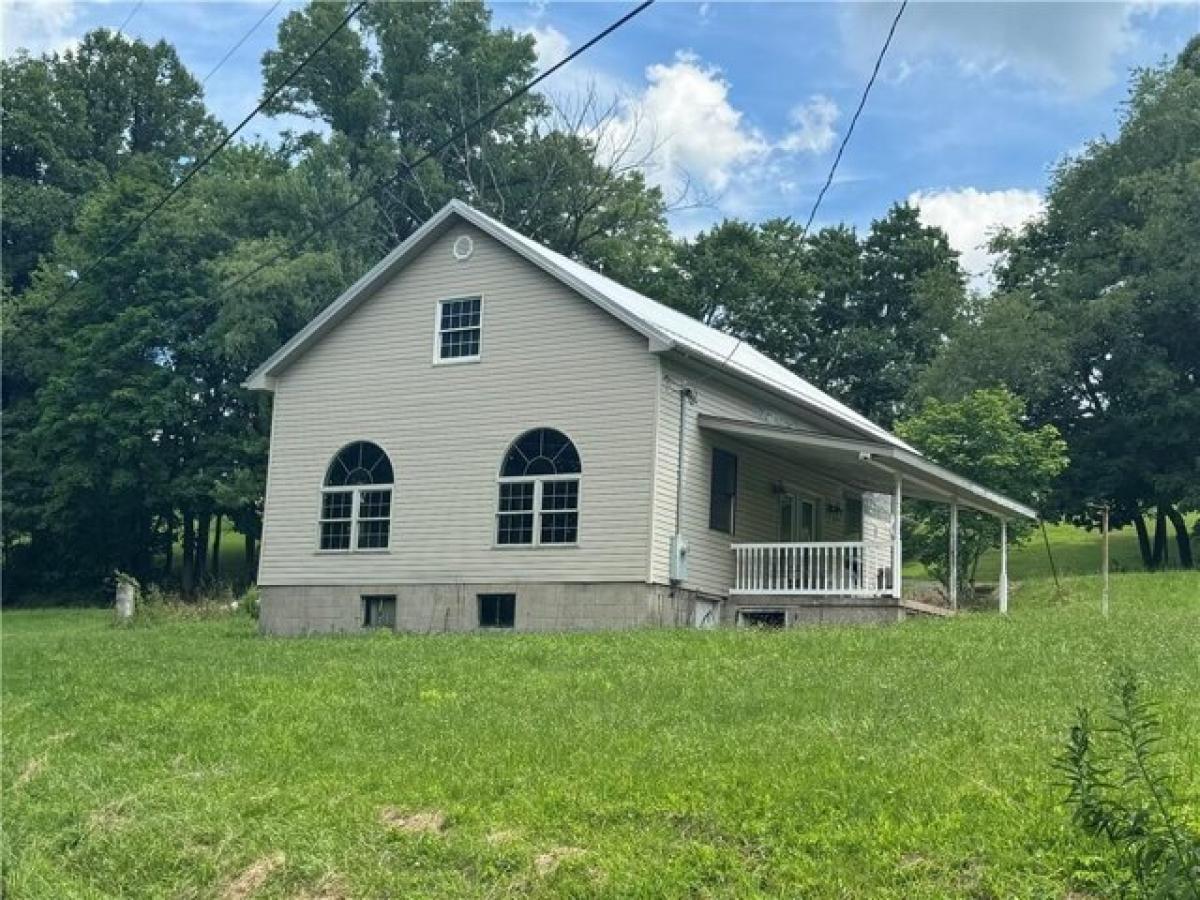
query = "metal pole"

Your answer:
(1101, 504), (1110, 617)
(949, 499), (959, 611)
(892, 474), (903, 599)
(998, 518), (1009, 615)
